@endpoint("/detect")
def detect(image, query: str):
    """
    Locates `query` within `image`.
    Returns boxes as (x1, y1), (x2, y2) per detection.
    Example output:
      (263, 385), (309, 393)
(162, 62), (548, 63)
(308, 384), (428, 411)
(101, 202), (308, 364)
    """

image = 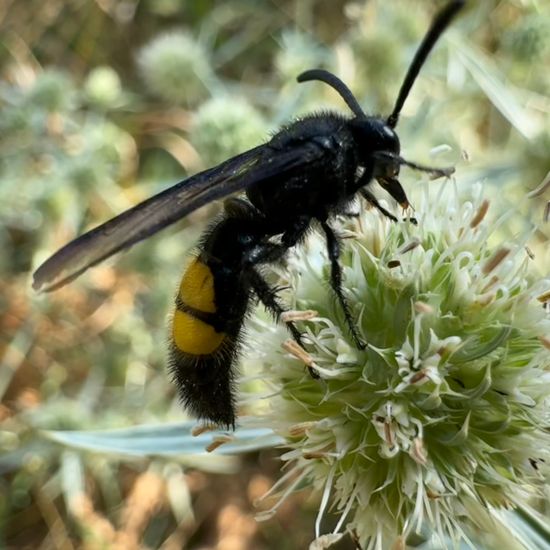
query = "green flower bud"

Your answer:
(137, 32), (211, 105)
(275, 31), (329, 83)
(192, 96), (267, 166)
(28, 69), (75, 112)
(503, 15), (550, 61)
(84, 66), (123, 109)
